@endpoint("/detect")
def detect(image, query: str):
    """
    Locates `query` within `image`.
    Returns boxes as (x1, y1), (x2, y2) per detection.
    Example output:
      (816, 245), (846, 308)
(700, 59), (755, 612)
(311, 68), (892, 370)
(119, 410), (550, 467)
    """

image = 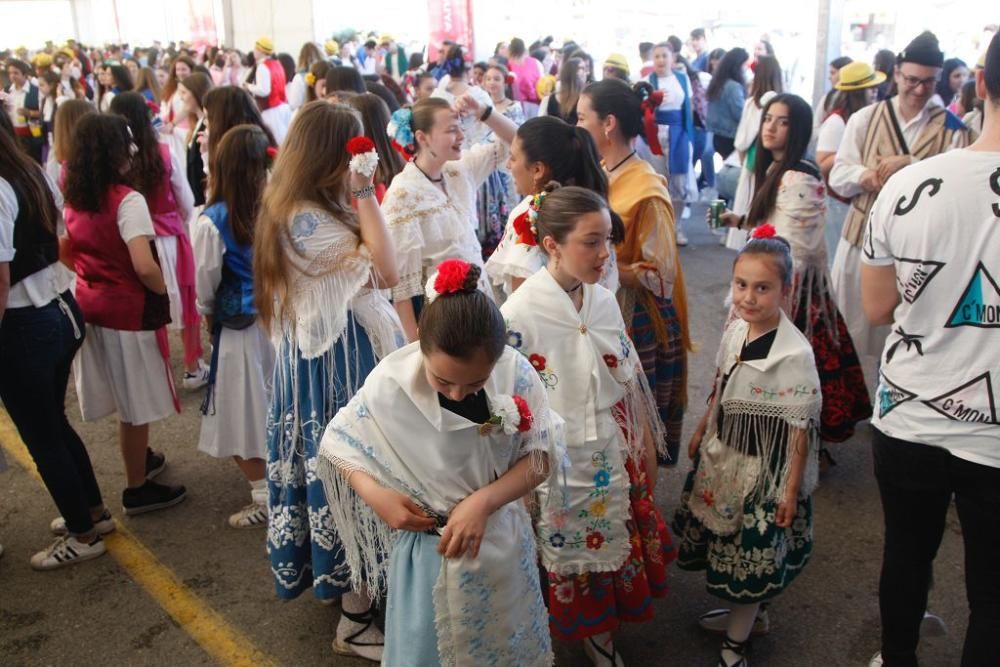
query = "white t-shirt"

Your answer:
(863, 149), (1000, 467)
(815, 113), (846, 154)
(649, 72), (685, 112)
(0, 170), (75, 308)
